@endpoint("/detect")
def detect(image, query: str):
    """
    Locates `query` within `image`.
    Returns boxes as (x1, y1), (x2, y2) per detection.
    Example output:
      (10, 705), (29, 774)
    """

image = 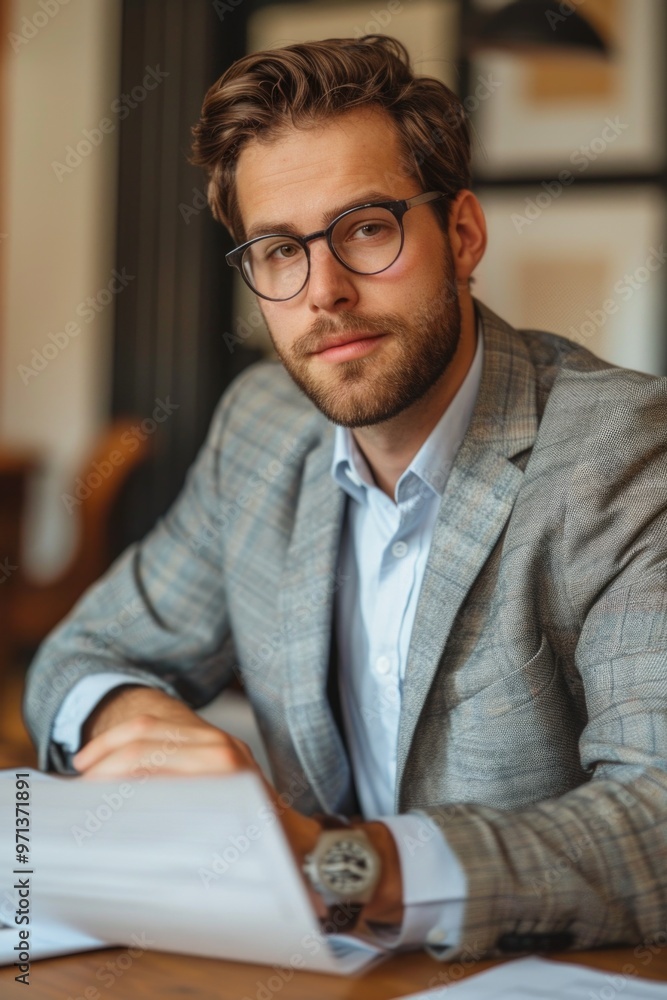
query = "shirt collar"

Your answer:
(331, 318), (484, 503)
